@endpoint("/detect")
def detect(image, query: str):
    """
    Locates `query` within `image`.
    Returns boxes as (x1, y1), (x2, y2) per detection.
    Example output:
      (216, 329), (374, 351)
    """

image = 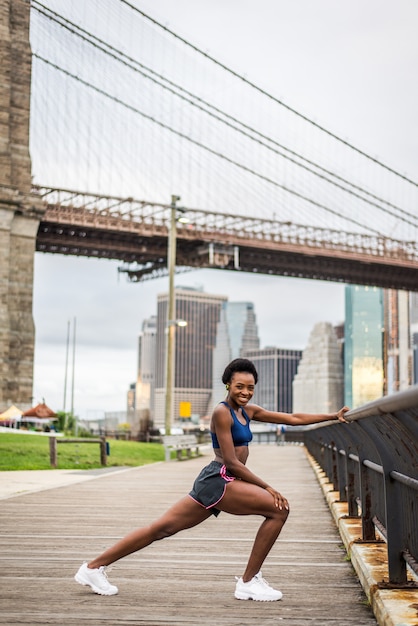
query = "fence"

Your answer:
(49, 436), (107, 468)
(303, 385), (418, 587)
